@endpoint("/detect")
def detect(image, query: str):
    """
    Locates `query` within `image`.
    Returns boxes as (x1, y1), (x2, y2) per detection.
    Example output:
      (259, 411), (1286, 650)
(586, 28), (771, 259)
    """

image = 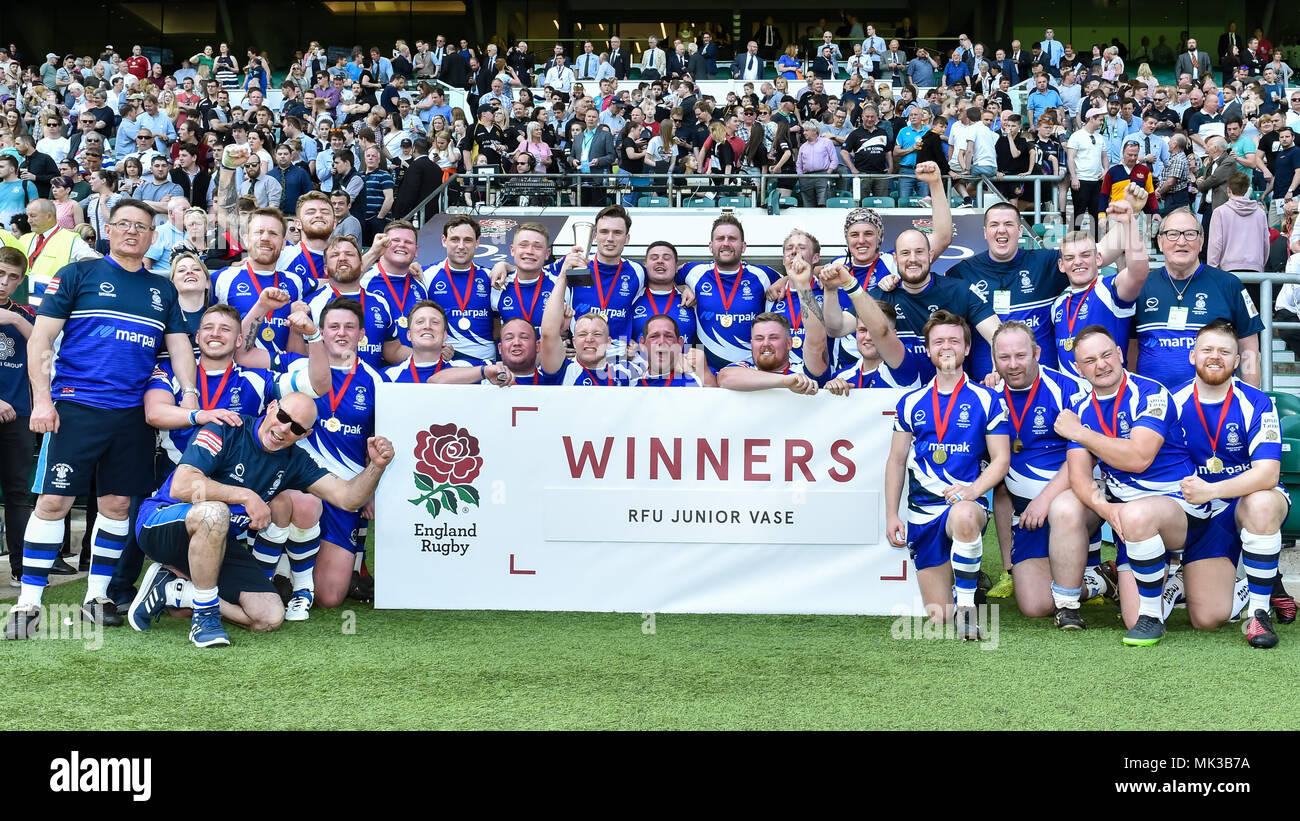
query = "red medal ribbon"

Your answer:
(377, 261), (412, 316)
(784, 288), (802, 333)
(409, 358), (444, 383)
(581, 365), (614, 386)
(590, 259), (624, 313)
(327, 358), (358, 418)
(1003, 374), (1041, 441)
(445, 264), (475, 318)
(931, 375), (967, 447)
(644, 288), (676, 317)
(299, 242), (322, 280)
(1063, 279), (1097, 338)
(514, 274), (545, 324)
(246, 262), (279, 296)
(199, 364), (233, 411)
(640, 372), (675, 387)
(1193, 382), (1234, 457)
(1089, 372), (1129, 438)
(330, 285), (365, 311)
(713, 265), (744, 315)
